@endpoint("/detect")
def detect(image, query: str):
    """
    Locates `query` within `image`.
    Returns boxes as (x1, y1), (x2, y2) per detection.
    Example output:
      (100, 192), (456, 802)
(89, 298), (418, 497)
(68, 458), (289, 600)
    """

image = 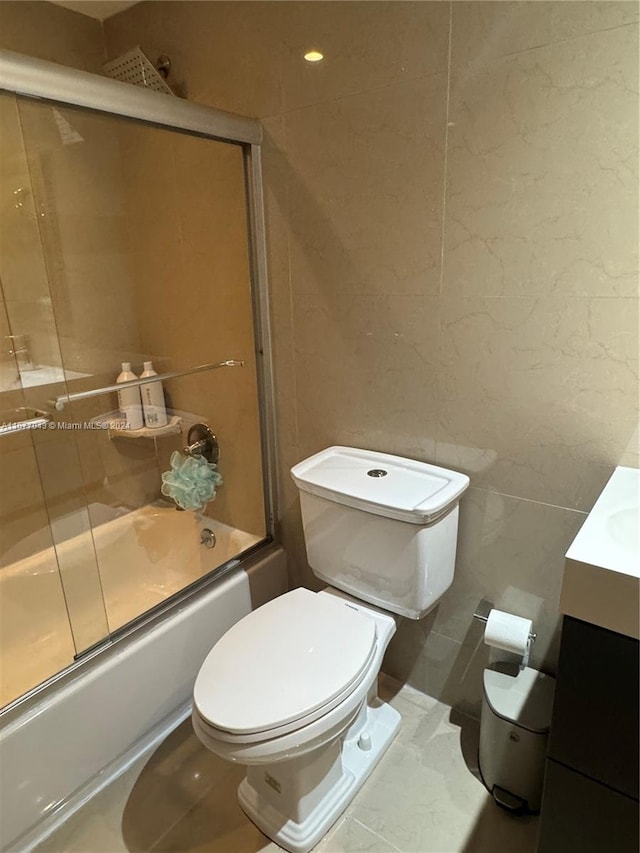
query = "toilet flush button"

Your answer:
(358, 732), (372, 751)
